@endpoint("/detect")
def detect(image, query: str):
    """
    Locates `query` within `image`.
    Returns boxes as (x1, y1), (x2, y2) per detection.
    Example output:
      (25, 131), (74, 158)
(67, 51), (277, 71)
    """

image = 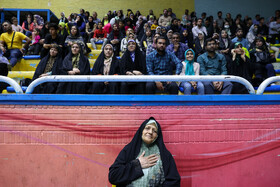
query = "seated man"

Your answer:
(146, 36), (182, 94)
(197, 38), (232, 94)
(268, 17), (280, 44)
(192, 18), (208, 39)
(90, 22), (107, 50)
(166, 32), (189, 61)
(231, 28), (249, 49)
(41, 23), (64, 59)
(0, 21), (31, 67)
